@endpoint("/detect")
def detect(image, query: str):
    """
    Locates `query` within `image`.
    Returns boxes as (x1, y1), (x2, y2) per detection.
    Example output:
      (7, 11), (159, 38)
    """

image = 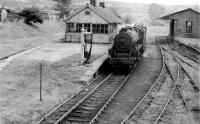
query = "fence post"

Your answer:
(40, 63), (43, 101)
